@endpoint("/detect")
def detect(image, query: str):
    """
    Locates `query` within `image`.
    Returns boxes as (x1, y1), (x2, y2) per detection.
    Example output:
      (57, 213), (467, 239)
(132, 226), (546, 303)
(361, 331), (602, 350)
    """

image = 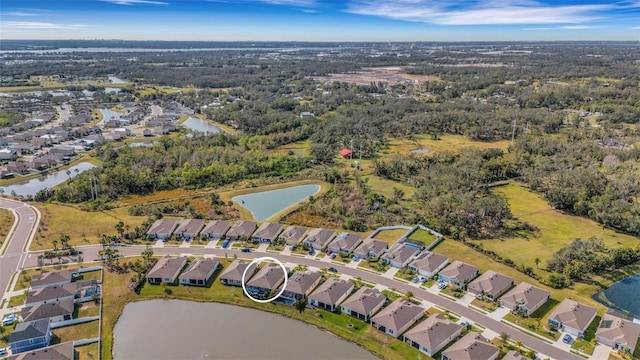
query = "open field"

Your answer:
(362, 175), (416, 200)
(314, 66), (441, 86)
(32, 203), (147, 251)
(380, 134), (511, 159)
(269, 139), (311, 157)
(100, 257), (421, 360)
(478, 183), (640, 269)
